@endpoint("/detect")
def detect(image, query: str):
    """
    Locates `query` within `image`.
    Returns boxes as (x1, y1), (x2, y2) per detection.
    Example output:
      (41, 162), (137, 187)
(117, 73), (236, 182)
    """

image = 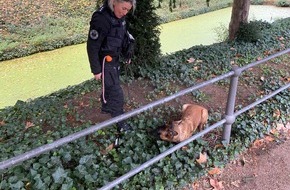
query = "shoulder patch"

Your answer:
(98, 6), (105, 12)
(89, 29), (99, 40)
